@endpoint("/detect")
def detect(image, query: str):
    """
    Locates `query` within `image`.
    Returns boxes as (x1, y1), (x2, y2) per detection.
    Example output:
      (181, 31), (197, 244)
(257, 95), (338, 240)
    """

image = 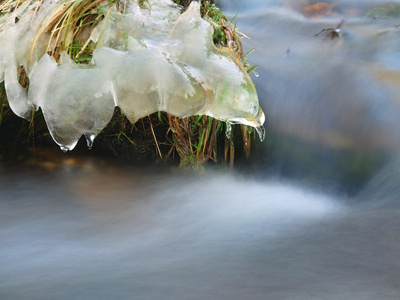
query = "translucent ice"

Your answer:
(0, 0), (54, 119)
(0, 0), (264, 151)
(29, 53), (115, 150)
